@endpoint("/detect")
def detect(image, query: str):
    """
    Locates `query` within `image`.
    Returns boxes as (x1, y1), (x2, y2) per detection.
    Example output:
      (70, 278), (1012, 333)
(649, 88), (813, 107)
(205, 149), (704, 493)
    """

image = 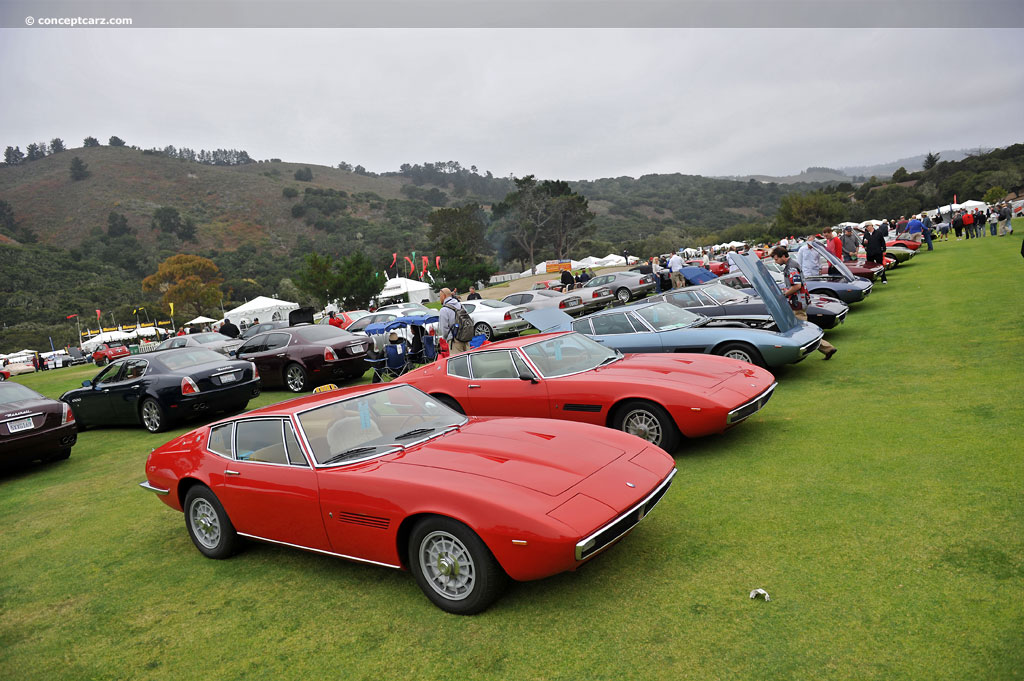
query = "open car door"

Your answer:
(734, 253), (799, 333)
(809, 241), (857, 282)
